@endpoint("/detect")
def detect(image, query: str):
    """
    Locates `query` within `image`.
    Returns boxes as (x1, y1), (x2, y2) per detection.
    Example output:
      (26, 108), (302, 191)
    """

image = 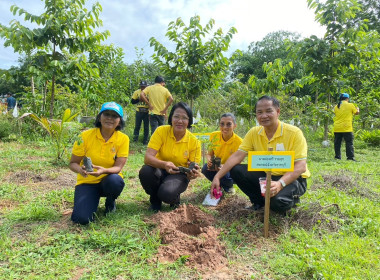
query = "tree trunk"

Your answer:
(42, 81), (48, 114)
(31, 76), (35, 112)
(49, 74), (55, 118)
